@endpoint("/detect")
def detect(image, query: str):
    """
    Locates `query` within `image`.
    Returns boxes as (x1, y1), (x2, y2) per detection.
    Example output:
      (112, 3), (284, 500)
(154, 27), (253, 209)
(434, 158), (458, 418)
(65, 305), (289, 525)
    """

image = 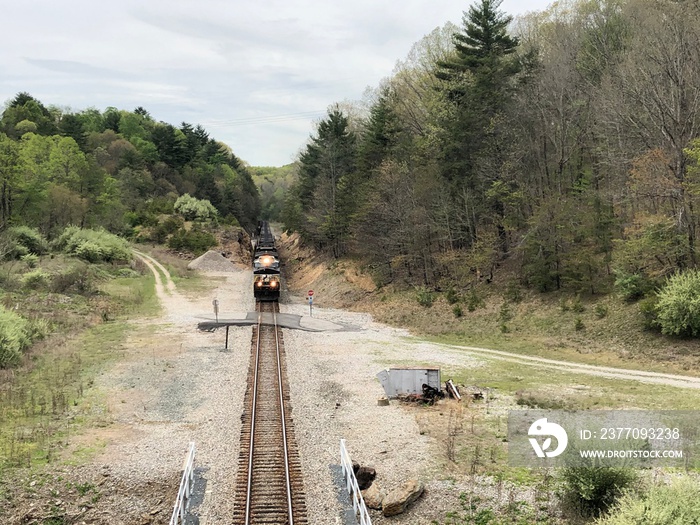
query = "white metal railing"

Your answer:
(170, 442), (196, 525)
(340, 439), (373, 525)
